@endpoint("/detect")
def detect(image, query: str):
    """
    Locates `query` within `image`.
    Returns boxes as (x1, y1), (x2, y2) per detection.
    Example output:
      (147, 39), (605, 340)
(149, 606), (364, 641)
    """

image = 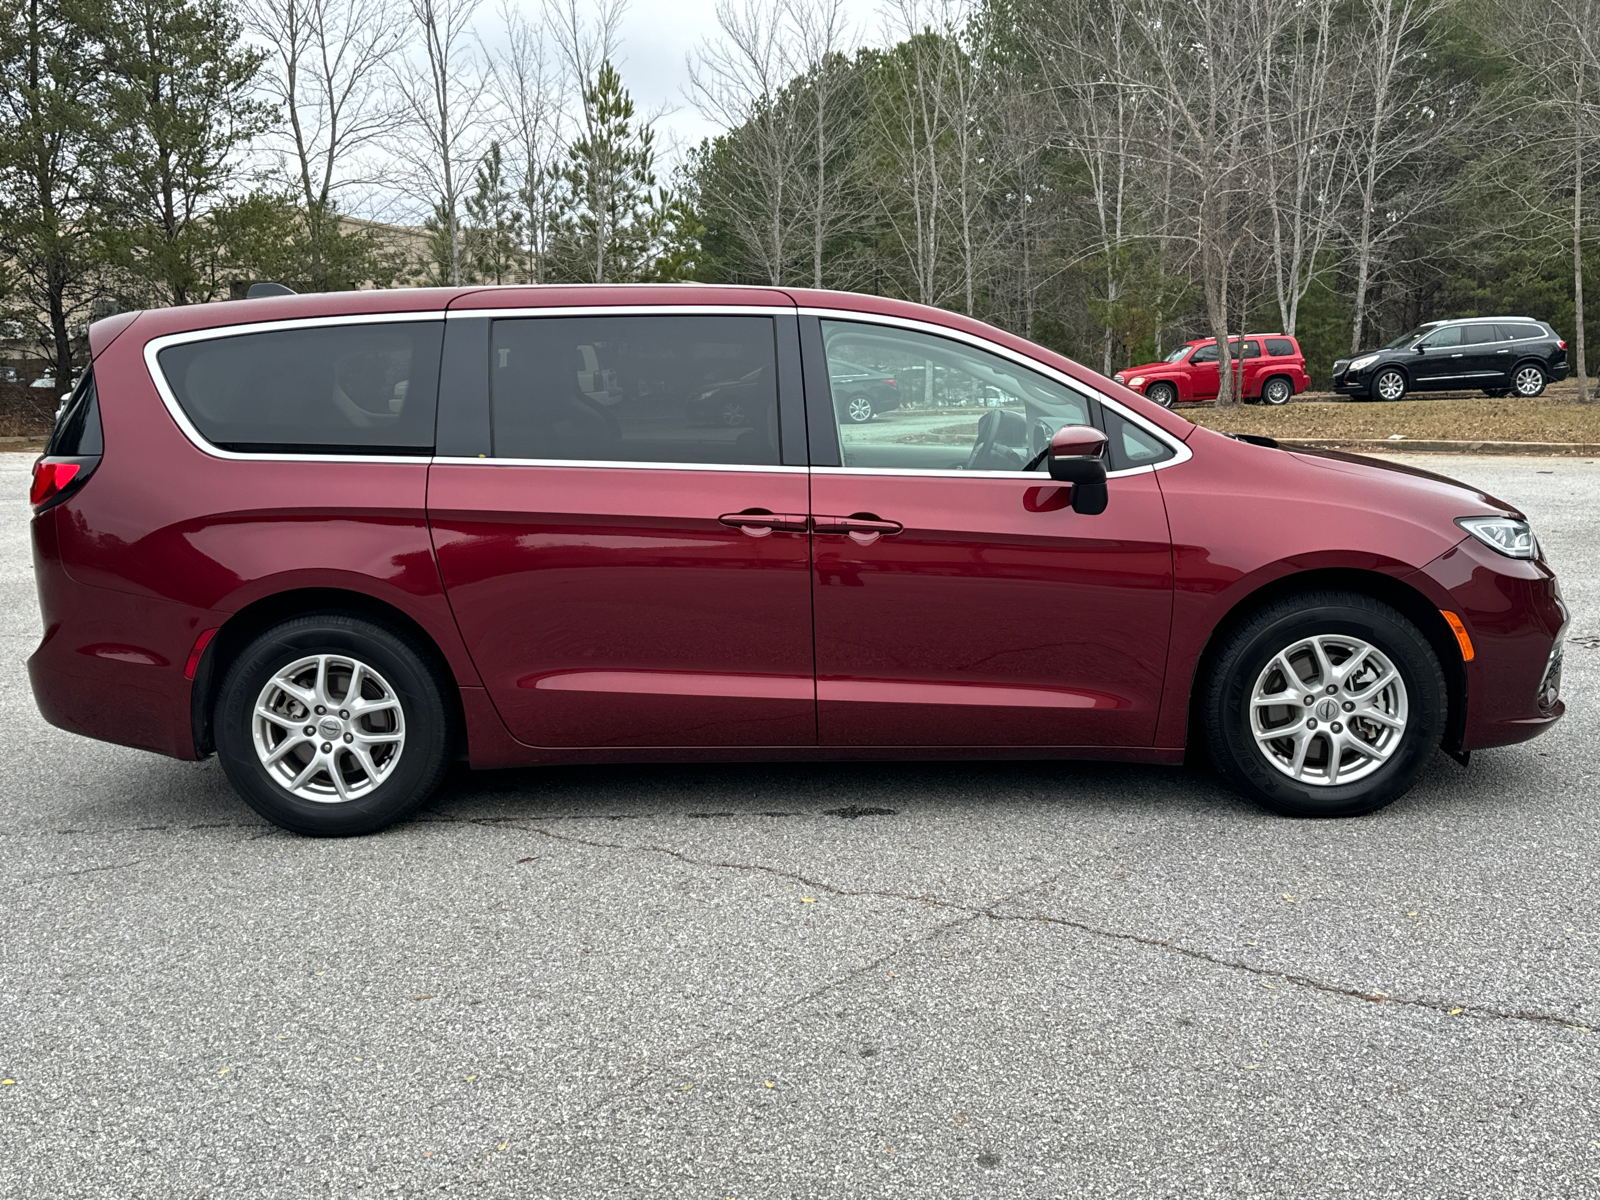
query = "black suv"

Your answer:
(1332, 317), (1568, 402)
